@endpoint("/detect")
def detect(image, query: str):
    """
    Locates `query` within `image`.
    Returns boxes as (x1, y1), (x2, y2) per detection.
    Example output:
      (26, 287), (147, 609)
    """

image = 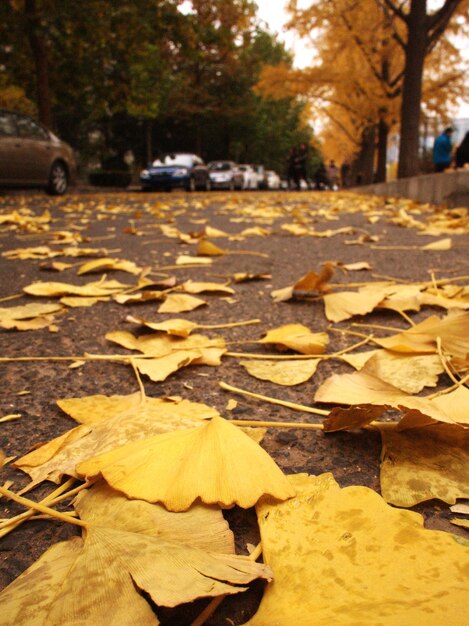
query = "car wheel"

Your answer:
(47, 161), (68, 195)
